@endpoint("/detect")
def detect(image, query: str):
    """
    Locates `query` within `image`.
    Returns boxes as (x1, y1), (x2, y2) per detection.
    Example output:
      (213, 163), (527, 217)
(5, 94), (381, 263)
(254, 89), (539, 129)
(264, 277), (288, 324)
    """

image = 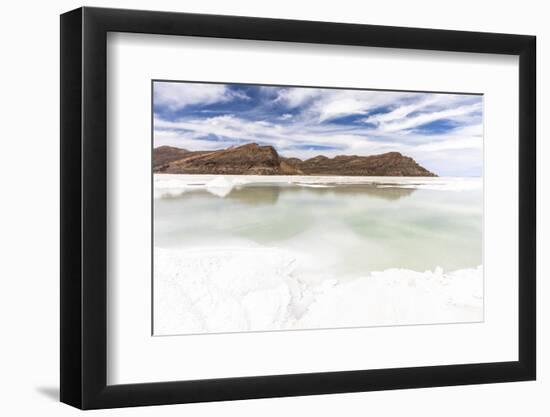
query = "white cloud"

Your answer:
(315, 97), (370, 121)
(154, 129), (237, 151)
(363, 95), (442, 125)
(274, 88), (319, 108)
(416, 136), (481, 152)
(370, 102), (482, 133)
(275, 89), (419, 123)
(154, 82), (248, 110)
